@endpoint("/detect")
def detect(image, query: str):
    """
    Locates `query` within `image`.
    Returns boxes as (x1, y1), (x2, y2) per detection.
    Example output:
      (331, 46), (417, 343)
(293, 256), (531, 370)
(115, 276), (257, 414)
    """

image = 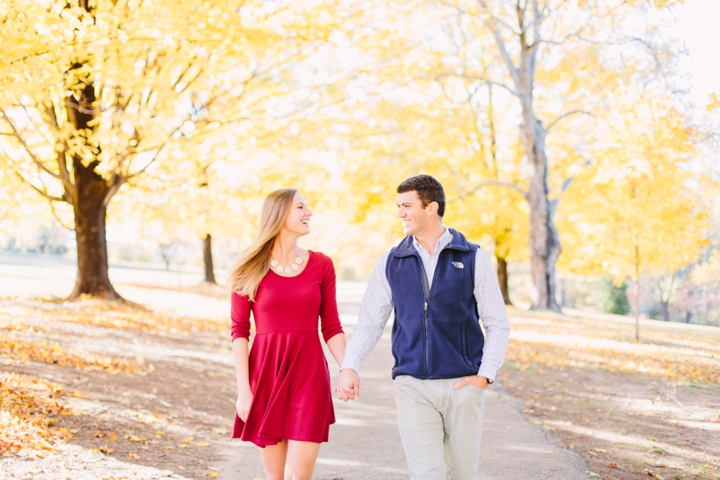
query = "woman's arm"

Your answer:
(230, 292), (253, 421)
(232, 337), (253, 421)
(326, 333), (346, 367)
